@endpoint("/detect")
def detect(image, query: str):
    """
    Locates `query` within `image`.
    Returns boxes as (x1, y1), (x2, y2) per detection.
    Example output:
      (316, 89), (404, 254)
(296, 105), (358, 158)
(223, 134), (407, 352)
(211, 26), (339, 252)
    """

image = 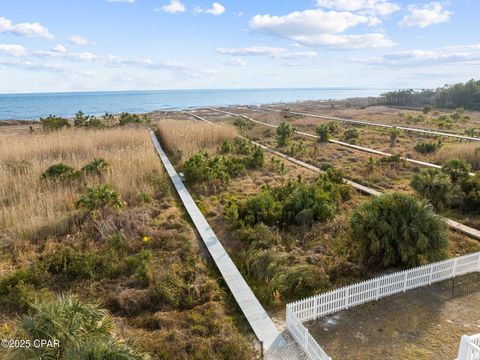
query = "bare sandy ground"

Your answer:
(305, 273), (480, 360)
